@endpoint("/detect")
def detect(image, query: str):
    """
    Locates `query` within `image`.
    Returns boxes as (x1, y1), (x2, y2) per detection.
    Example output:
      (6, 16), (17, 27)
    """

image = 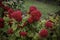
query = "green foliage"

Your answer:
(0, 7), (4, 18)
(0, 0), (60, 40)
